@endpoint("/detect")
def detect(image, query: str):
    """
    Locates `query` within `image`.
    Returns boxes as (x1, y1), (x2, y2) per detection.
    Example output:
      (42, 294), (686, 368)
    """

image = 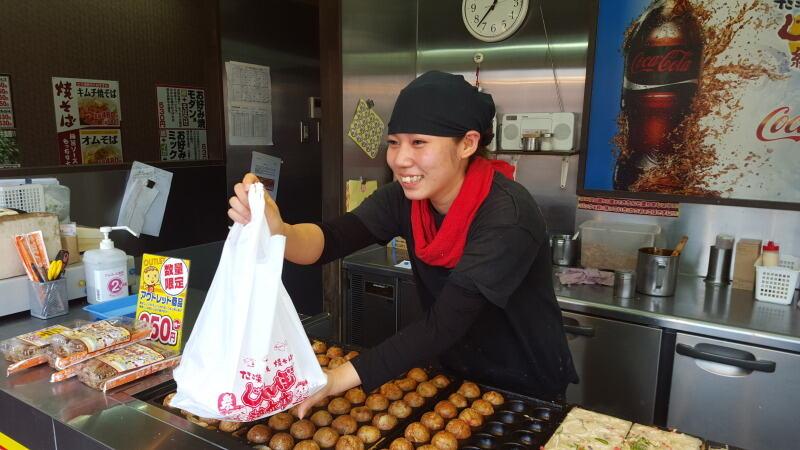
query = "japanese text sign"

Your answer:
(52, 77), (123, 165)
(156, 85), (208, 161)
(136, 254), (191, 351)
